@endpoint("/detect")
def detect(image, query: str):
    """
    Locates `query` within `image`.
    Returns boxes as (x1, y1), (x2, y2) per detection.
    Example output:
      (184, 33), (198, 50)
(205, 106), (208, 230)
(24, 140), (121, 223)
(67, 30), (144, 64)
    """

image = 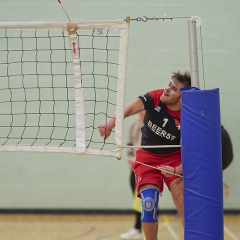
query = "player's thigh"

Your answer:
(139, 183), (160, 192)
(169, 177), (183, 202)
